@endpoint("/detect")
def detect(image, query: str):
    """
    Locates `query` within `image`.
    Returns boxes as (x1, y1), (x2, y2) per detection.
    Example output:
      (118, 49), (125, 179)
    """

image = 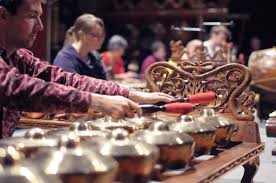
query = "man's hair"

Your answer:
(107, 35), (128, 51)
(186, 39), (202, 51)
(210, 25), (230, 37)
(0, 0), (23, 15)
(151, 41), (165, 53)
